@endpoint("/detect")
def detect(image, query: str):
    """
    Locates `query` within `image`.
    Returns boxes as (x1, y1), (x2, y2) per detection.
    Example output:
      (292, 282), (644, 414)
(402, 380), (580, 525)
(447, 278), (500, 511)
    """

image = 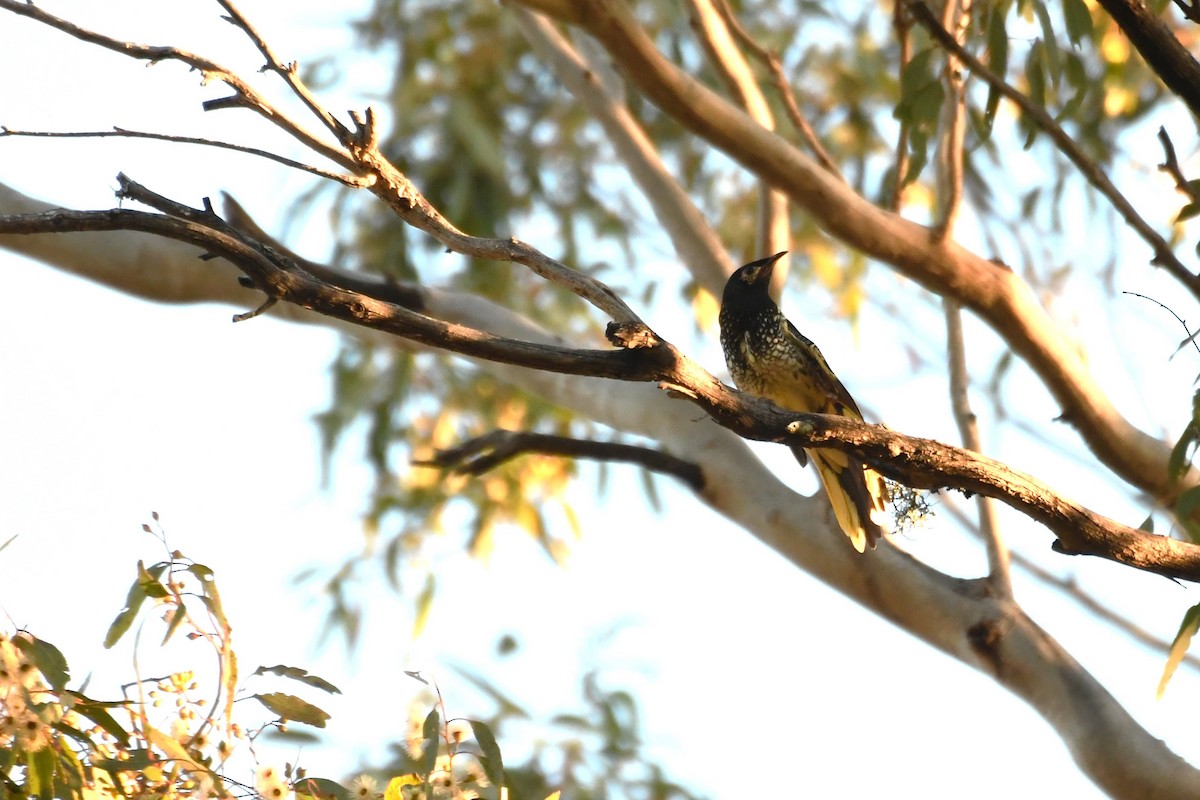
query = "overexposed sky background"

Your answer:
(3, 2), (1200, 798)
